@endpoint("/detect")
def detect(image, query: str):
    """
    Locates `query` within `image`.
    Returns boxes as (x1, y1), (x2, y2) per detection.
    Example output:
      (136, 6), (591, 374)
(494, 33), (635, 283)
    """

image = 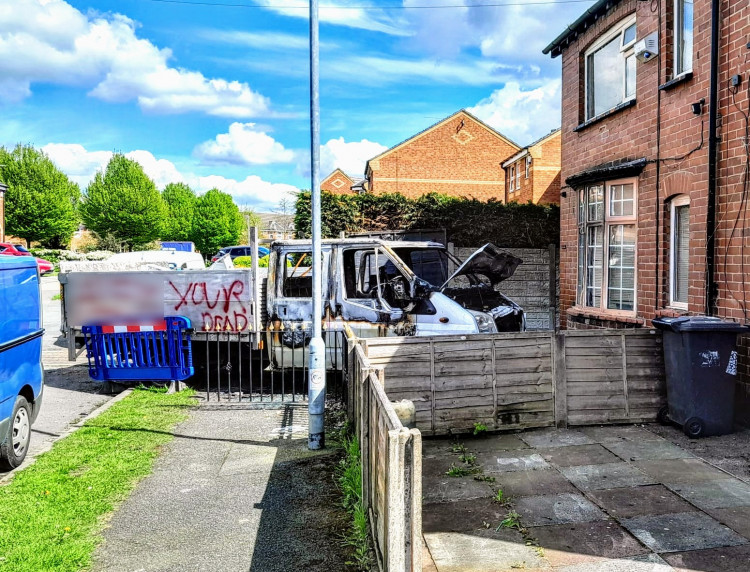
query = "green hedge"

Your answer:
(294, 191), (559, 248)
(233, 255), (269, 268)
